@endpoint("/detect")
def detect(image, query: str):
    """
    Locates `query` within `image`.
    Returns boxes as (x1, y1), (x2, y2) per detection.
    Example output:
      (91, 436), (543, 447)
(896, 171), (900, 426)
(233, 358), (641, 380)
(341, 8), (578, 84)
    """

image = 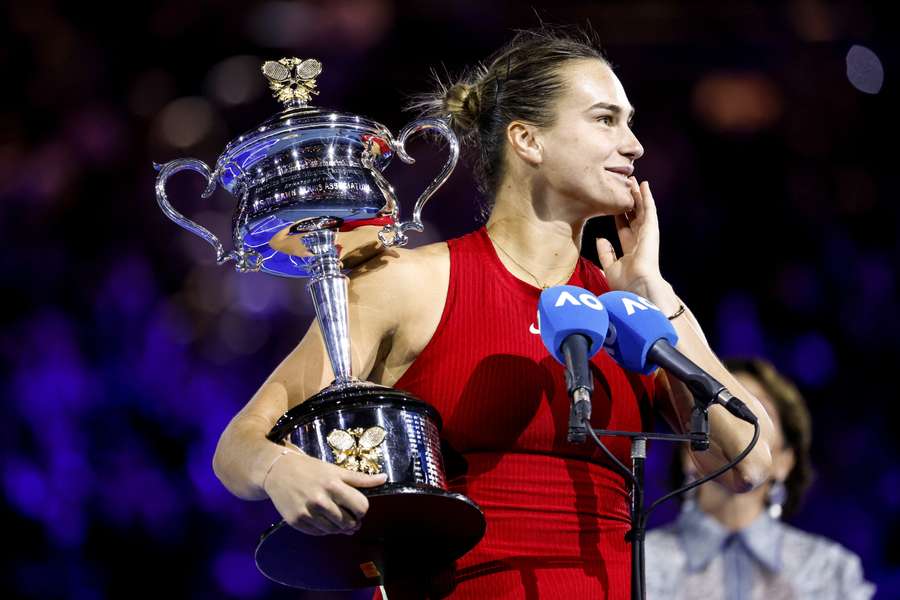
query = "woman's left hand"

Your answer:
(596, 177), (667, 296)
